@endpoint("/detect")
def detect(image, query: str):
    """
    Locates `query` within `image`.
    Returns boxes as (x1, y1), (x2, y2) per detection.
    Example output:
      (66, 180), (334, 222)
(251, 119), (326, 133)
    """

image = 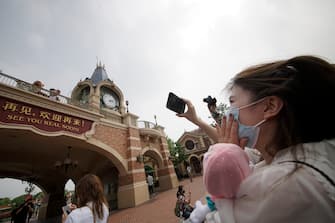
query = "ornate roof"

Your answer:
(90, 62), (110, 85)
